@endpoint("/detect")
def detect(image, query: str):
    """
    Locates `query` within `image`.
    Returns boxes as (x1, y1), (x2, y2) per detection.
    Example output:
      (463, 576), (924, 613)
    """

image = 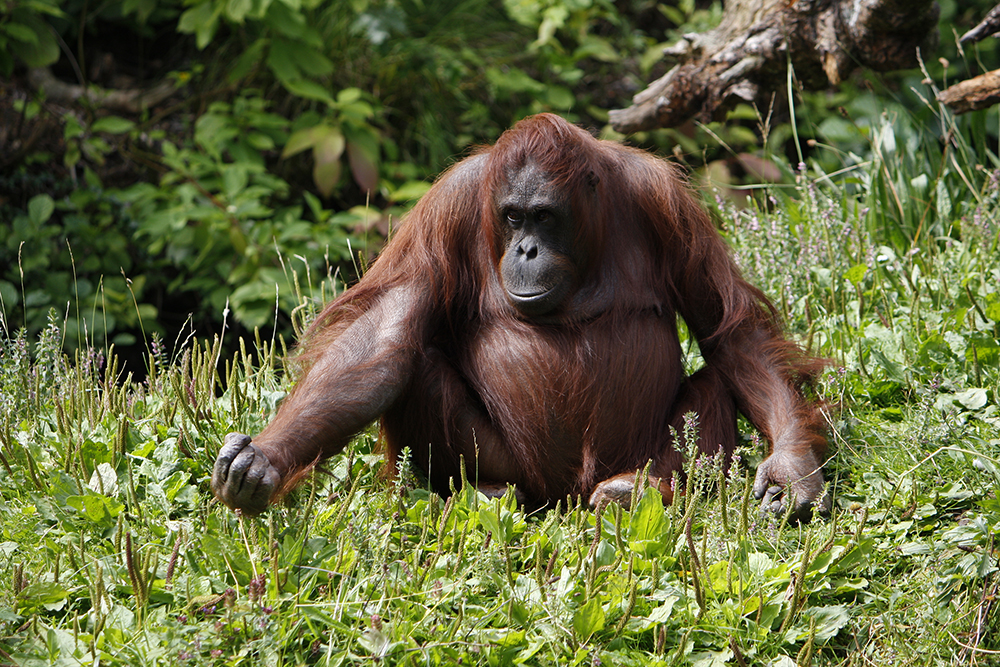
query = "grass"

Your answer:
(1, 108), (999, 666)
